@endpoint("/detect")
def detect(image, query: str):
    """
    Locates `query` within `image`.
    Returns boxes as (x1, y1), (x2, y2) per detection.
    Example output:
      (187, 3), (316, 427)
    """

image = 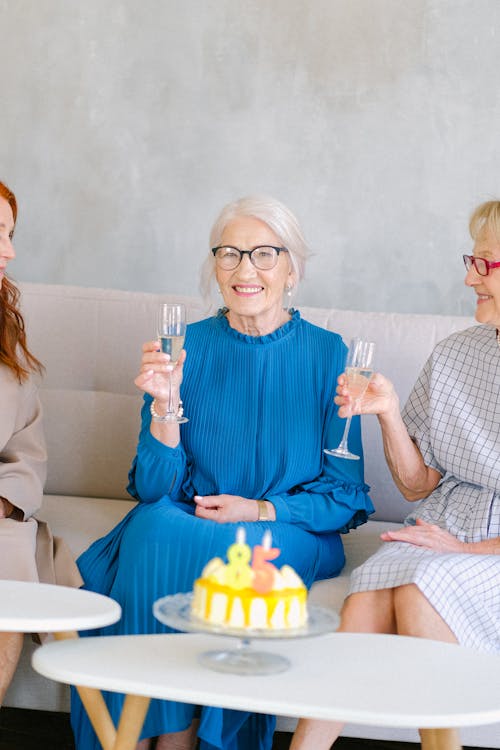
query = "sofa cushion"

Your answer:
(309, 521), (402, 611)
(38, 494), (136, 559)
